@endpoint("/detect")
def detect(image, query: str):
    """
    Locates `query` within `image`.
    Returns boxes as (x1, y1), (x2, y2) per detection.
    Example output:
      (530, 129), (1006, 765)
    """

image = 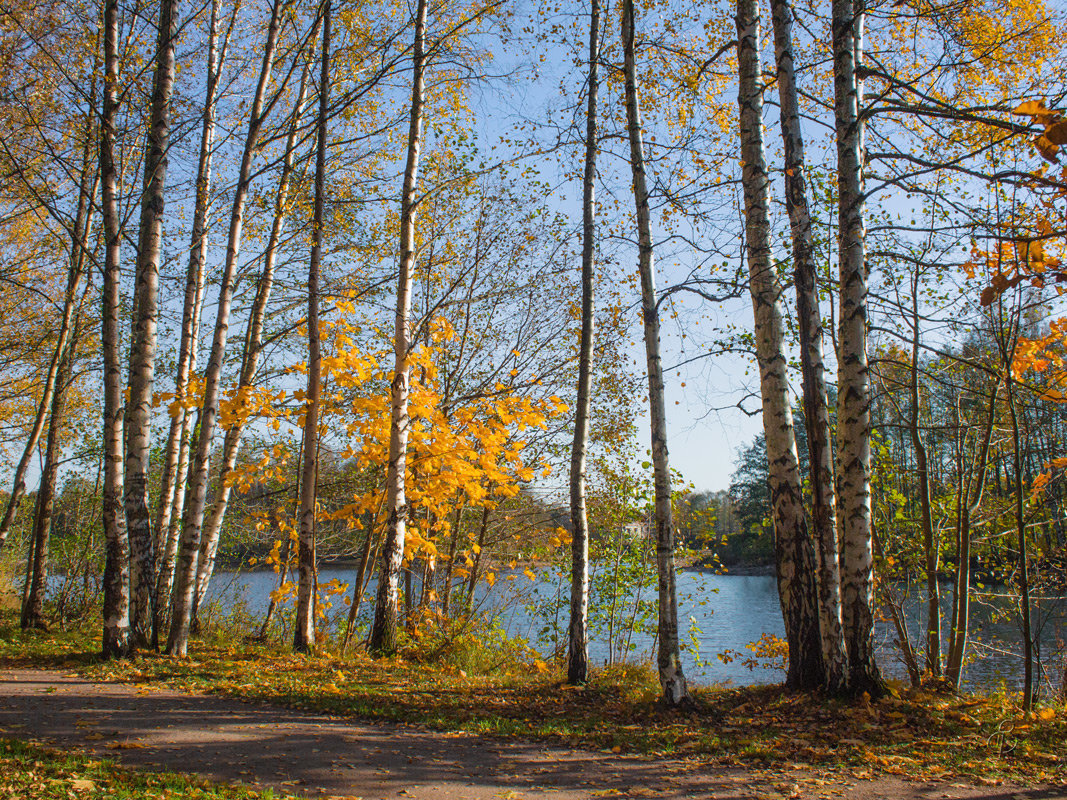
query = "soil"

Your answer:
(0, 668), (1061, 800)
